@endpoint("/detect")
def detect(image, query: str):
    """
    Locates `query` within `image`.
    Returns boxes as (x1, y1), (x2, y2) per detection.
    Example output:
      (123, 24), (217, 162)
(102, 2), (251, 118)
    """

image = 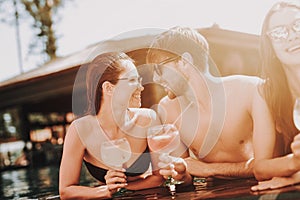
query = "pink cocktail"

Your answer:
(147, 124), (182, 196)
(147, 127), (180, 153)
